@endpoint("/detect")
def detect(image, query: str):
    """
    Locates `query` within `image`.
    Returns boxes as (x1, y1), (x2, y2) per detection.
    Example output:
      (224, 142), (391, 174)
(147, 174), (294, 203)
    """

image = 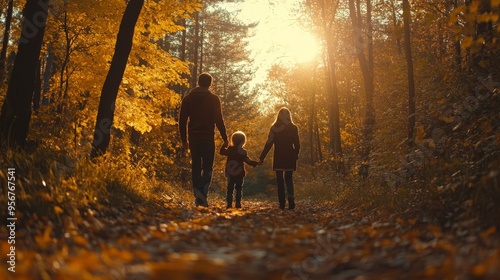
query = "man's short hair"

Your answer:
(198, 73), (213, 88)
